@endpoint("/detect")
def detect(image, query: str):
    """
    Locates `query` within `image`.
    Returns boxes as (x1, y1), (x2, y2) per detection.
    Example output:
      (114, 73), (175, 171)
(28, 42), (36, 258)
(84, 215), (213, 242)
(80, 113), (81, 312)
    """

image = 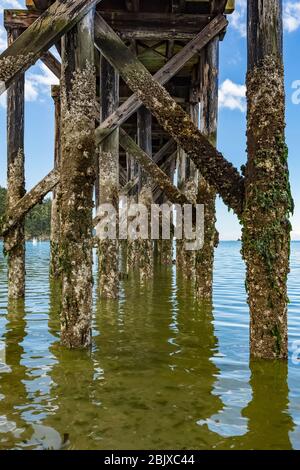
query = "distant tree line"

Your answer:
(0, 186), (52, 239)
